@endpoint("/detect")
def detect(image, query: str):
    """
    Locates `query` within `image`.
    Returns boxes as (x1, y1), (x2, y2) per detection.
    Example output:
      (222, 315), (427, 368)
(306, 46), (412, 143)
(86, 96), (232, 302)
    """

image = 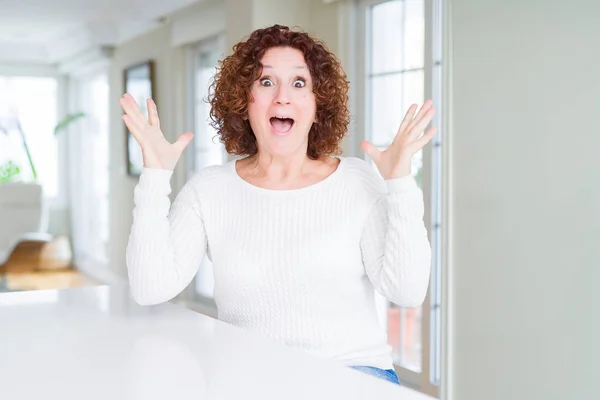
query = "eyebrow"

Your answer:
(262, 65), (308, 70)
